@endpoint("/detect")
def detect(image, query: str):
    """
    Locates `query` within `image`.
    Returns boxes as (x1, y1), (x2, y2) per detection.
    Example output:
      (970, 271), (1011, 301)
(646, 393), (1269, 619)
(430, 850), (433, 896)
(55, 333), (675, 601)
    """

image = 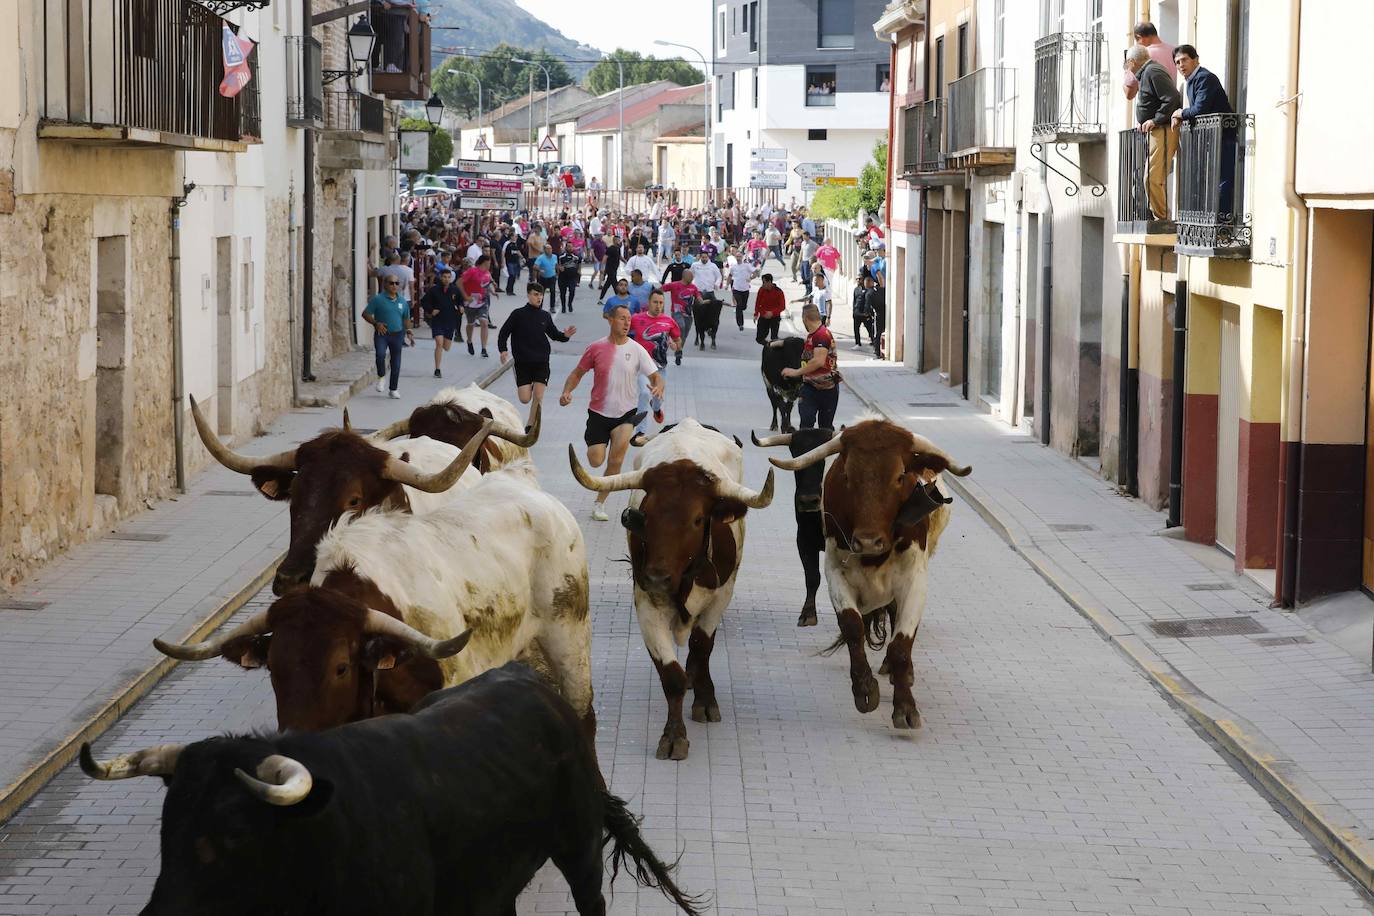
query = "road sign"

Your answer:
(451, 177), (522, 193)
(457, 195), (521, 211)
(472, 135), (490, 152)
(749, 145), (788, 189)
(538, 134), (559, 153)
(457, 159), (525, 176)
(749, 176), (787, 189)
(813, 176), (858, 187)
(751, 160), (787, 174)
(750, 147), (787, 160)
(794, 162), (836, 178)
